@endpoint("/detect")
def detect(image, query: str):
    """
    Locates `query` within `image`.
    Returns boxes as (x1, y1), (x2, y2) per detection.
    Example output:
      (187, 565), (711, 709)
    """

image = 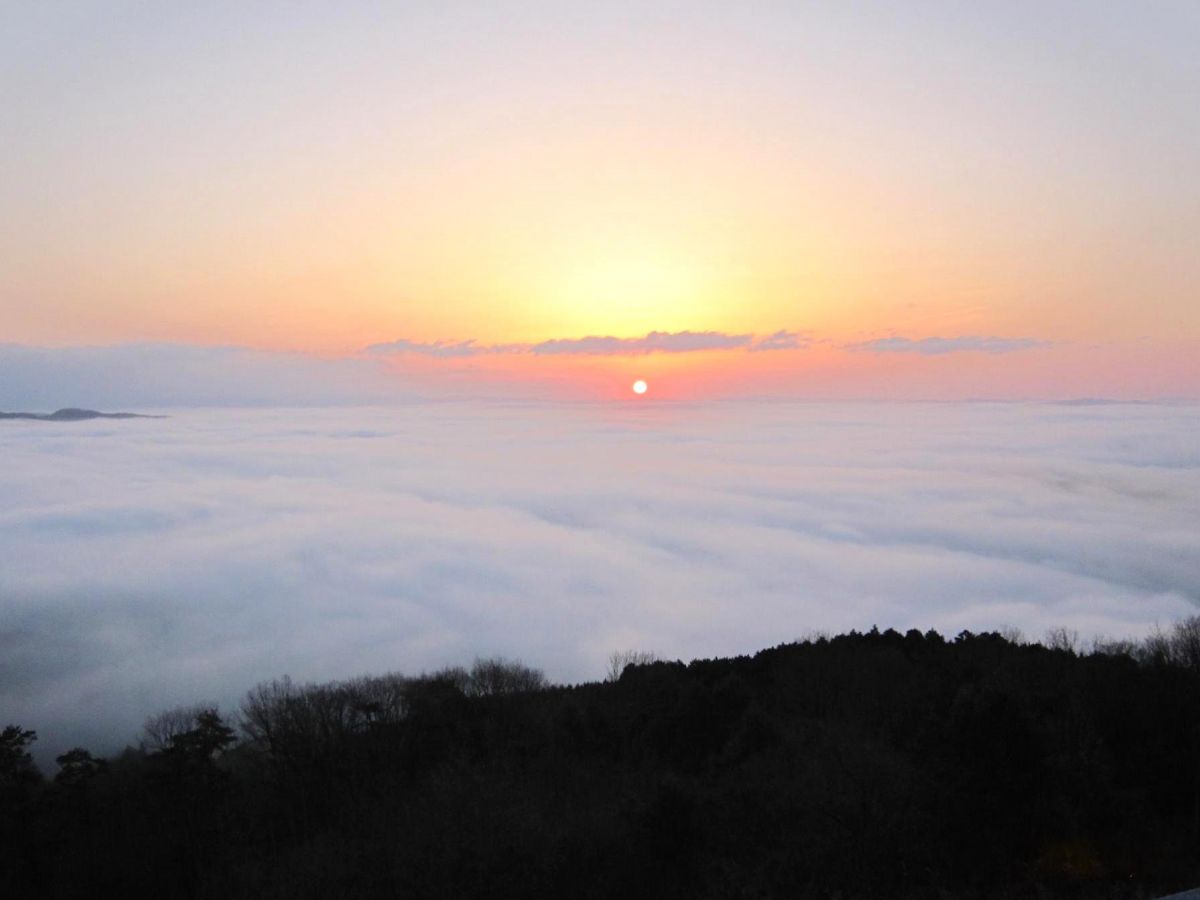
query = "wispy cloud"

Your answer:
(749, 330), (806, 352)
(532, 330), (751, 355)
(847, 335), (1046, 355)
(363, 338), (518, 358)
(368, 330), (808, 358)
